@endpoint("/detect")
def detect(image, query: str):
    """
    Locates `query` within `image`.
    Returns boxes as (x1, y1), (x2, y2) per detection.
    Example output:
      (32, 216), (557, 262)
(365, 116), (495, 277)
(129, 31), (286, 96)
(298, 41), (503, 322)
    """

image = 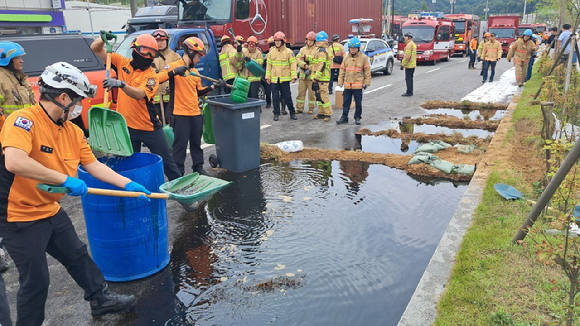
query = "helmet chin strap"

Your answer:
(43, 90), (82, 124)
